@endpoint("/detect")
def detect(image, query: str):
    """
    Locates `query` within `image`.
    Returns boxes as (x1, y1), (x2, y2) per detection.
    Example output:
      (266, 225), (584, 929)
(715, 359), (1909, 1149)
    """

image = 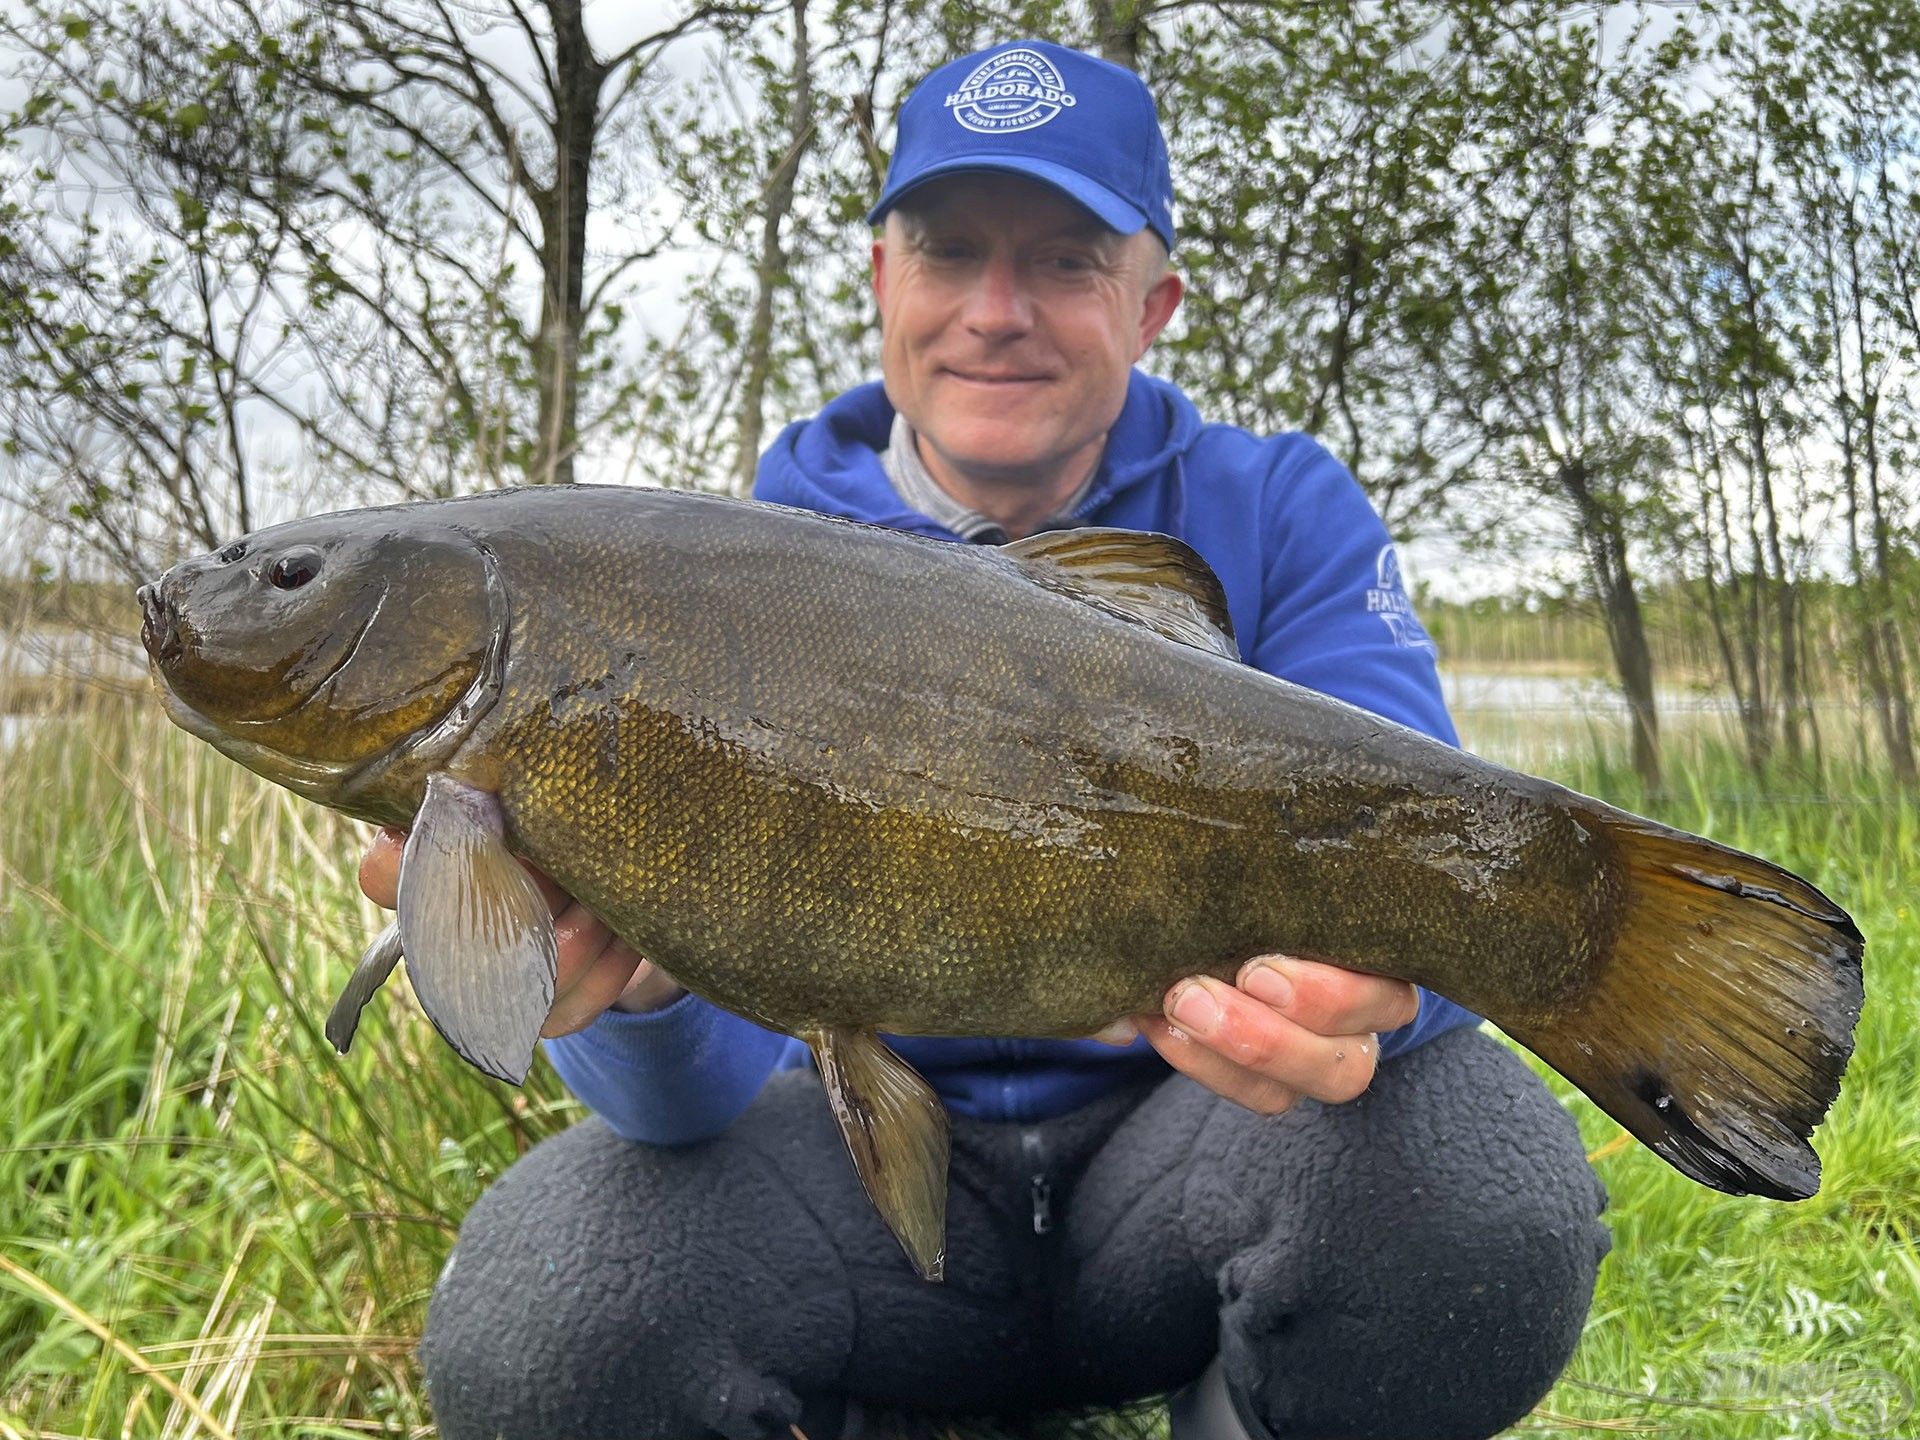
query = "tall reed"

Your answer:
(0, 678), (1912, 1436)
